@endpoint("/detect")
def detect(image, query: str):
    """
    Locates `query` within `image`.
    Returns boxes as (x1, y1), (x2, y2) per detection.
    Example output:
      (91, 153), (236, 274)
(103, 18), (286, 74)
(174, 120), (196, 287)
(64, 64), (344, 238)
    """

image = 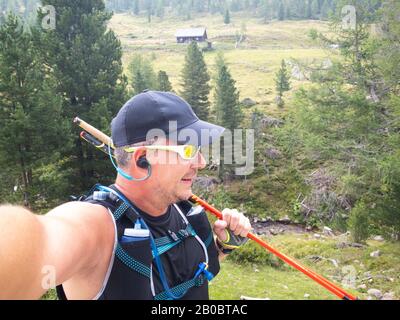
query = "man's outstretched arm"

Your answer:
(0, 202), (114, 299)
